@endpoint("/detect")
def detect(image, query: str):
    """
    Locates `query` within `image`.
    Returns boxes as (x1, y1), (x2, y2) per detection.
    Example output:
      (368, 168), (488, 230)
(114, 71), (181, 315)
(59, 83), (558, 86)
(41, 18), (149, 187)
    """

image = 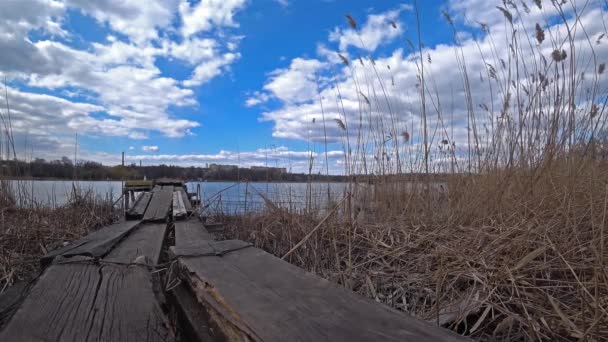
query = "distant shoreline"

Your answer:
(2, 177), (346, 184)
